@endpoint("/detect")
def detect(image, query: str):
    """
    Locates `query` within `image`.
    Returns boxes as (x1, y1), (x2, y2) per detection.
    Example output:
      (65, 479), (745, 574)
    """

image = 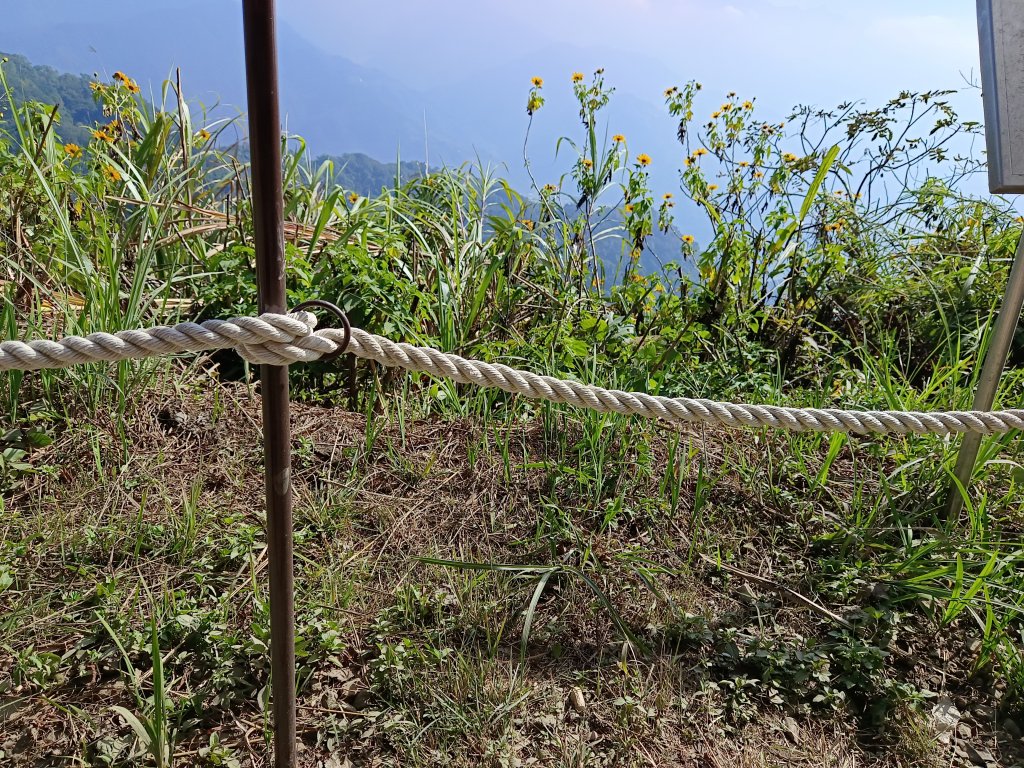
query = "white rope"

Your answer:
(2, 312), (1022, 437)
